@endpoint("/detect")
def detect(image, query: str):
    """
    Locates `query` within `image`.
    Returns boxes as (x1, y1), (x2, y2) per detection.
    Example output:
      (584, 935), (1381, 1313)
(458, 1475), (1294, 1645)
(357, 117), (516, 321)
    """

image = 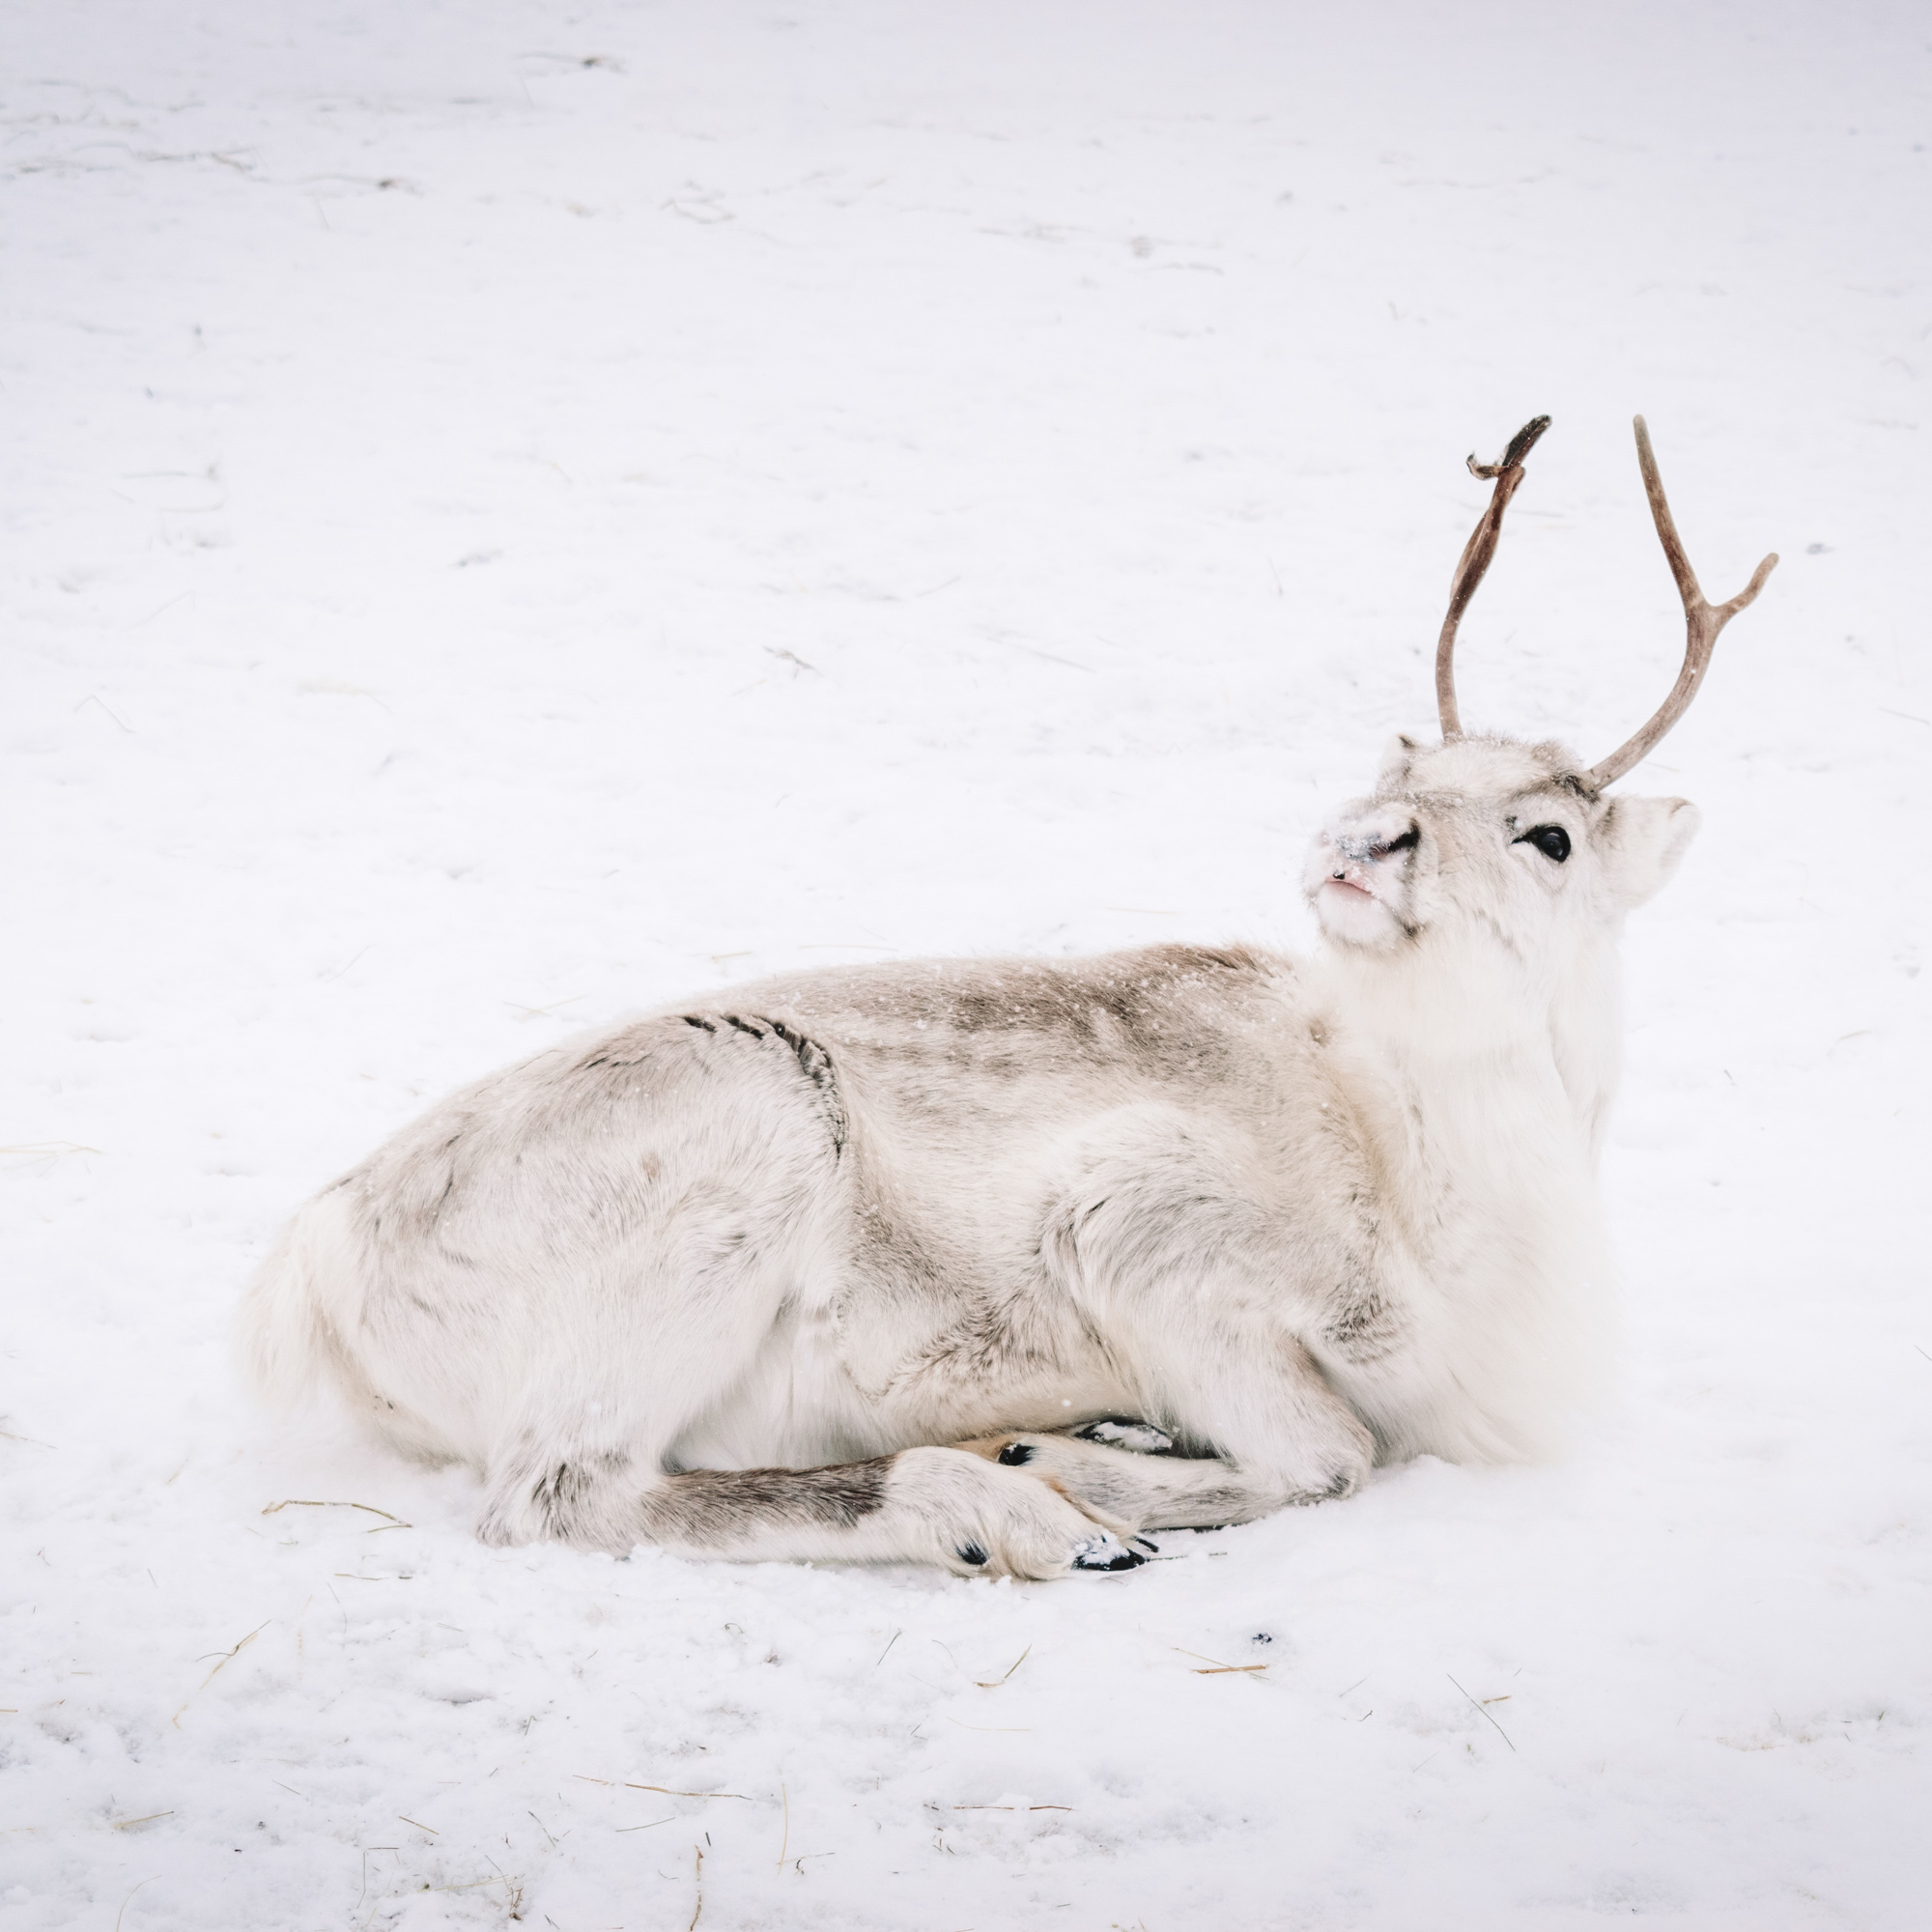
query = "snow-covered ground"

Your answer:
(3, 2), (1927, 1925)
